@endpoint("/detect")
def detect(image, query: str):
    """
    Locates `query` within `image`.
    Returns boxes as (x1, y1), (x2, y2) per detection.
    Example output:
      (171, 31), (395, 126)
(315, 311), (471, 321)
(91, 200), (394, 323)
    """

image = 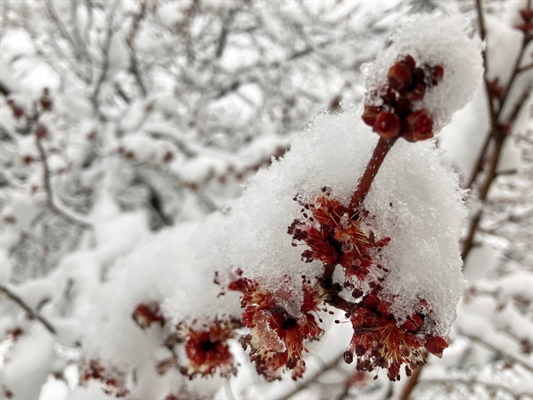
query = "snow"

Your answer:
(1, 324), (55, 400)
